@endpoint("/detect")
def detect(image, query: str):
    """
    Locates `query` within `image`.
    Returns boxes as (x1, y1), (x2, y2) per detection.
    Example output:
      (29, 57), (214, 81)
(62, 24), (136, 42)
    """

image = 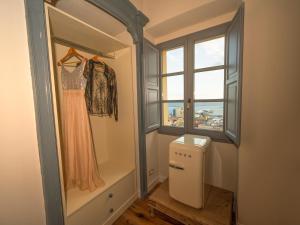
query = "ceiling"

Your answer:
(55, 0), (241, 39)
(56, 0), (126, 36)
(142, 0), (241, 38)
